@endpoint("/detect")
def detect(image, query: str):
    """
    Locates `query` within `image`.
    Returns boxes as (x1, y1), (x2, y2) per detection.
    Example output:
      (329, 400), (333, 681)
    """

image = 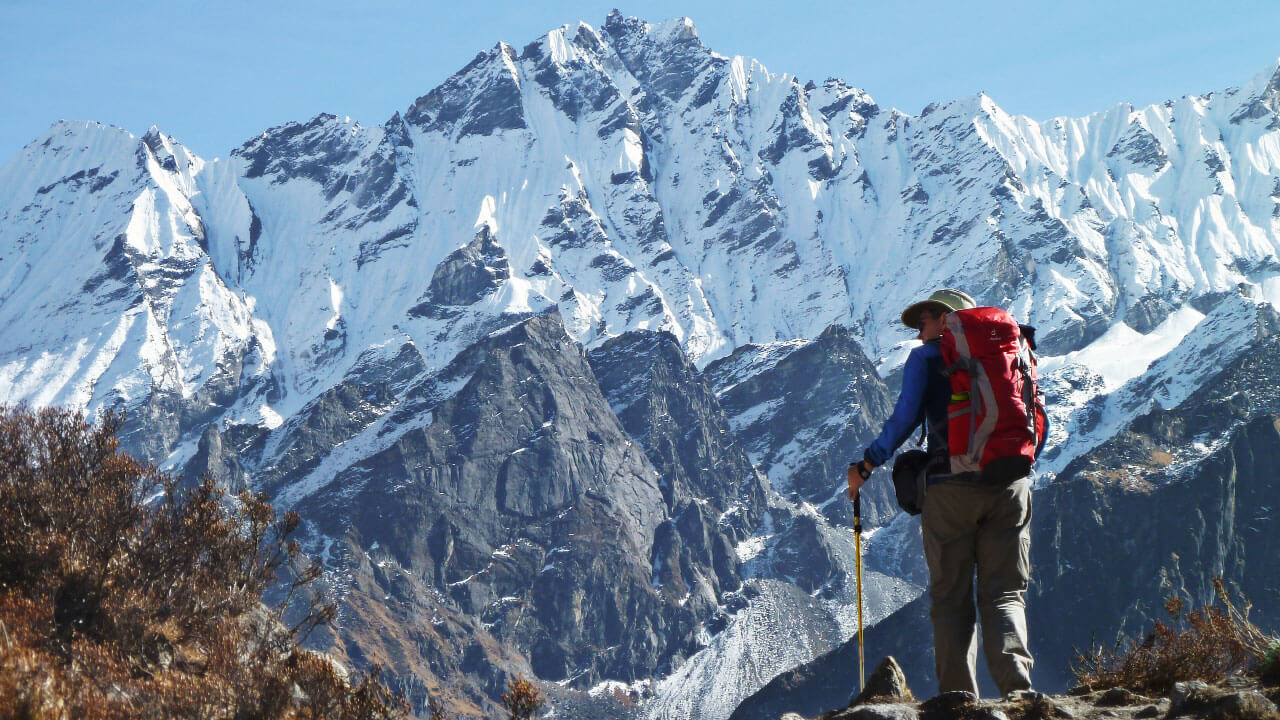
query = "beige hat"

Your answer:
(900, 288), (977, 329)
